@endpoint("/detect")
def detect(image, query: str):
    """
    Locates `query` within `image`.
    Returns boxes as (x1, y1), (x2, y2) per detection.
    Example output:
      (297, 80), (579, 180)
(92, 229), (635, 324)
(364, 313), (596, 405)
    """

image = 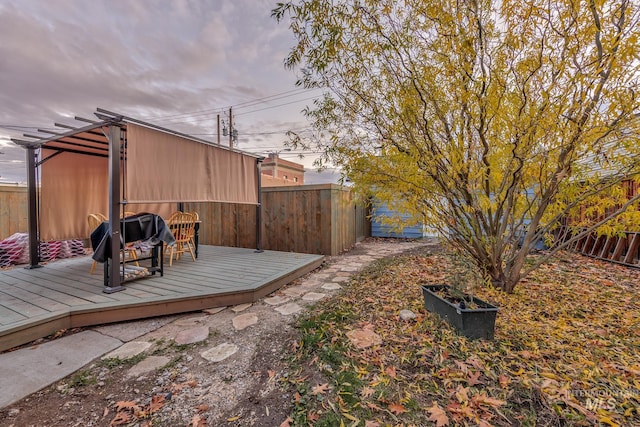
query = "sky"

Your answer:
(0, 0), (334, 184)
